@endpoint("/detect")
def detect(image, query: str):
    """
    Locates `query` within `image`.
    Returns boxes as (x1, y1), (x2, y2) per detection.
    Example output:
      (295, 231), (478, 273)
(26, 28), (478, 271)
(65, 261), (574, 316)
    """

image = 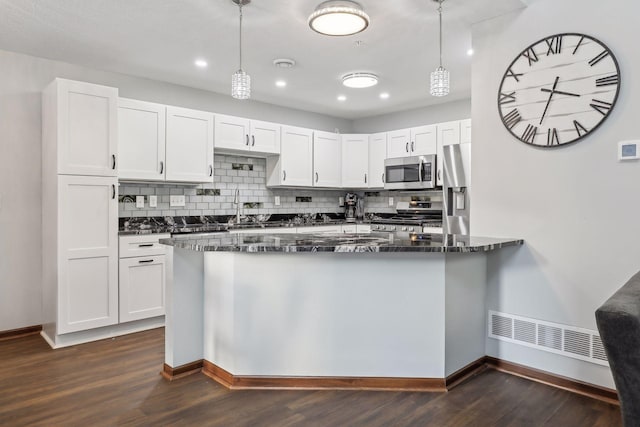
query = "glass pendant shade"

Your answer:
(430, 66), (449, 97)
(232, 69), (251, 100)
